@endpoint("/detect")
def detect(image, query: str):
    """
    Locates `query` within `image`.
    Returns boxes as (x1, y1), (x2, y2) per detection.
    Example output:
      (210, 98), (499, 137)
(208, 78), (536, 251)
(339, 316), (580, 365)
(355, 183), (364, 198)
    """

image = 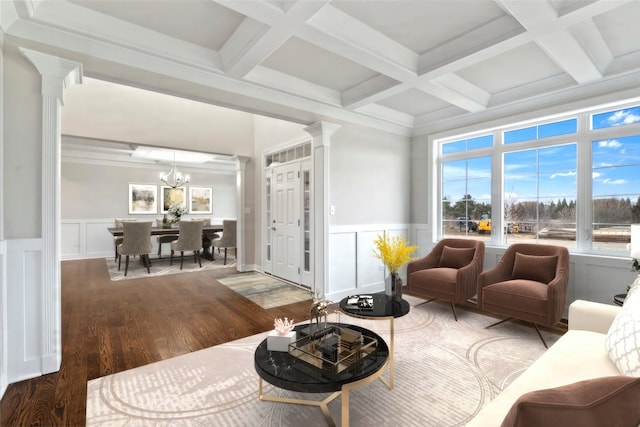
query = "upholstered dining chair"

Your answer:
(155, 218), (178, 258)
(117, 221), (153, 277)
(113, 218), (136, 261)
(477, 243), (570, 348)
(170, 220), (204, 270)
(213, 219), (236, 265)
(406, 238), (485, 321)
